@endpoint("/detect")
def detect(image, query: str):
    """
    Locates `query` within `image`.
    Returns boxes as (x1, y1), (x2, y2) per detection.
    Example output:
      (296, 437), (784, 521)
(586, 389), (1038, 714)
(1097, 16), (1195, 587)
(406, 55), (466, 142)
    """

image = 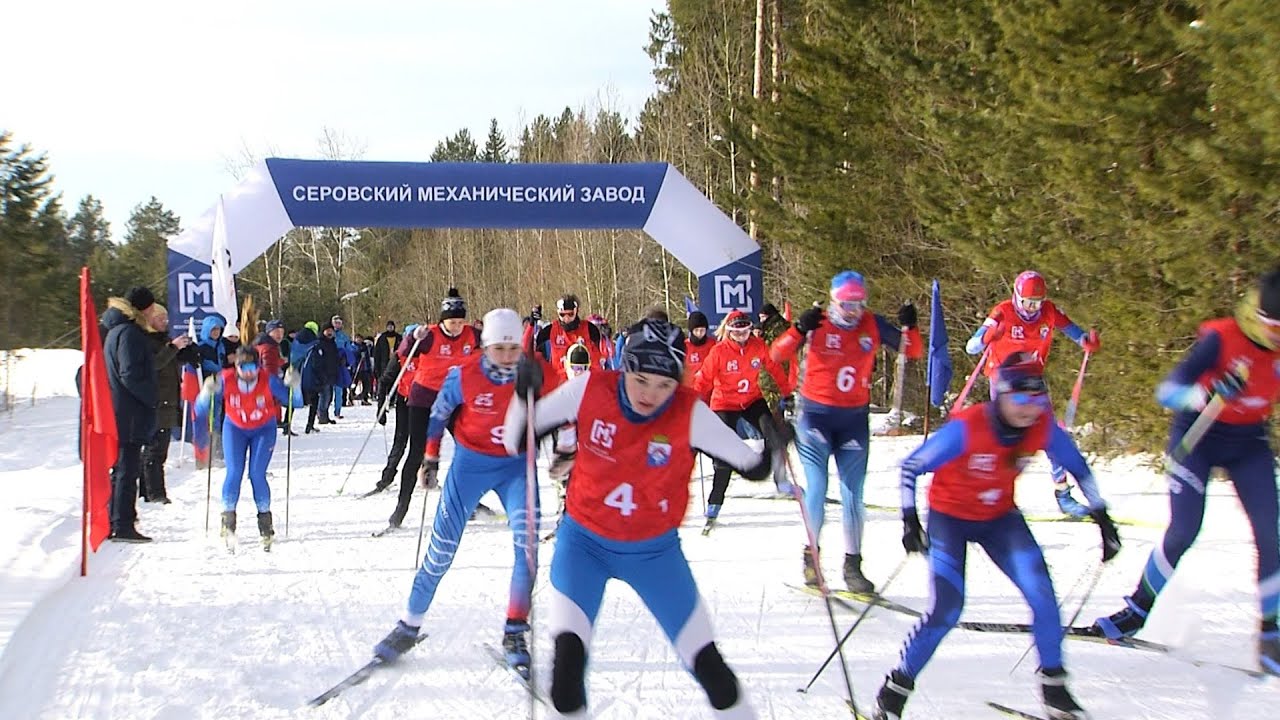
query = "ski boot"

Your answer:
(220, 511), (237, 552)
(1093, 595), (1149, 640)
(843, 553), (875, 594)
(1260, 630), (1280, 676)
(374, 620), (420, 662)
(873, 670), (913, 720)
(701, 504), (721, 535)
(503, 620), (532, 677)
(802, 546), (820, 587)
(1038, 667), (1089, 720)
(257, 511), (275, 552)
